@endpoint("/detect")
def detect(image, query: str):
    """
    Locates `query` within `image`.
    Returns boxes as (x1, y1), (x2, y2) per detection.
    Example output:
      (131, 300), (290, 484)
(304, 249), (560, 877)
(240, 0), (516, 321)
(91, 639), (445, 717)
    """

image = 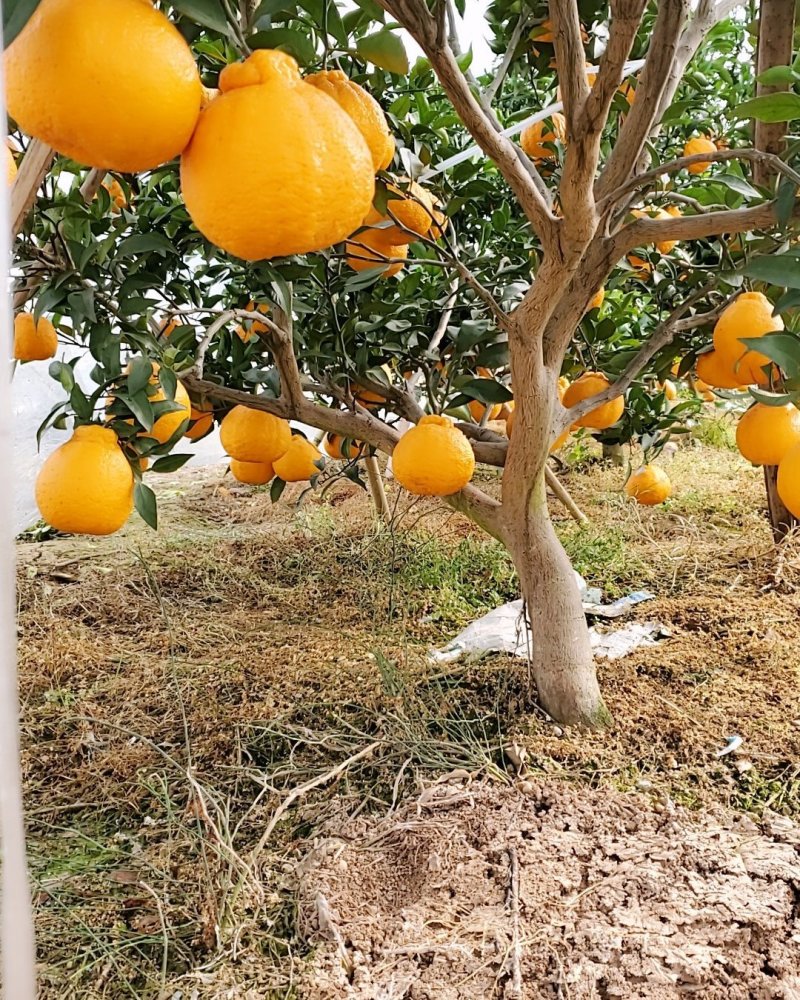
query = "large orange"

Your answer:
(624, 465), (672, 506)
(736, 403), (800, 466)
(683, 136), (716, 174)
(14, 312), (57, 361)
(121, 362), (191, 445)
(562, 372), (624, 430)
(6, 0), (202, 171)
(230, 458), (274, 485)
(219, 405), (292, 464)
(35, 425), (134, 535)
(777, 442), (800, 517)
(345, 228), (407, 276)
(712, 292), (783, 386)
(324, 433), (364, 460)
(184, 403), (214, 442)
(695, 350), (743, 390)
(181, 50), (374, 261)
(392, 415), (475, 496)
(305, 70), (394, 171)
(520, 114), (567, 161)
(273, 436), (324, 482)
